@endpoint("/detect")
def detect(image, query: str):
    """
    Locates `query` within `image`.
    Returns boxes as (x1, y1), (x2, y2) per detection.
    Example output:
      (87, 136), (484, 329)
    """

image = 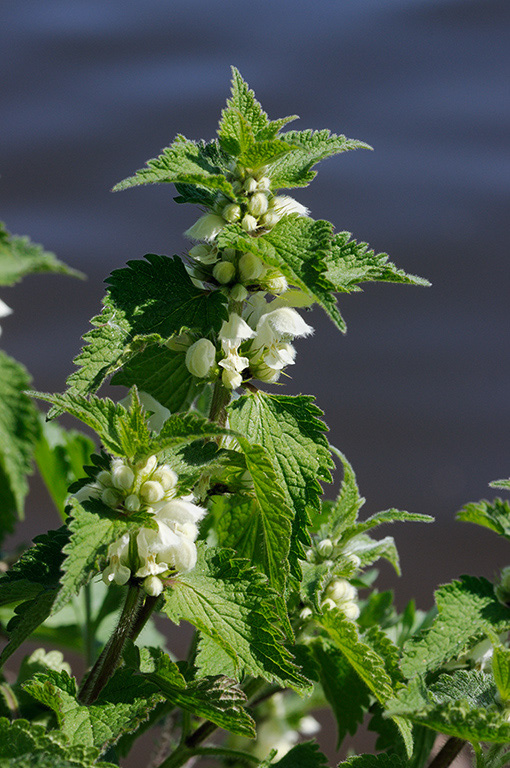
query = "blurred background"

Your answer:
(0, 0), (509, 762)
